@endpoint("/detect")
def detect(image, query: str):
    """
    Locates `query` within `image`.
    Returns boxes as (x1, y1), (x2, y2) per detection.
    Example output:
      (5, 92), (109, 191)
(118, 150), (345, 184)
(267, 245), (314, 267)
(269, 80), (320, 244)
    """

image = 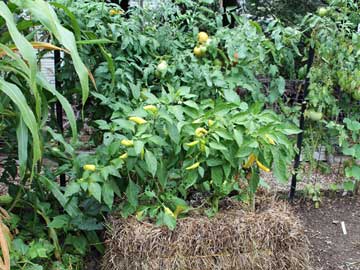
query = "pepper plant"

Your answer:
(67, 86), (300, 228)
